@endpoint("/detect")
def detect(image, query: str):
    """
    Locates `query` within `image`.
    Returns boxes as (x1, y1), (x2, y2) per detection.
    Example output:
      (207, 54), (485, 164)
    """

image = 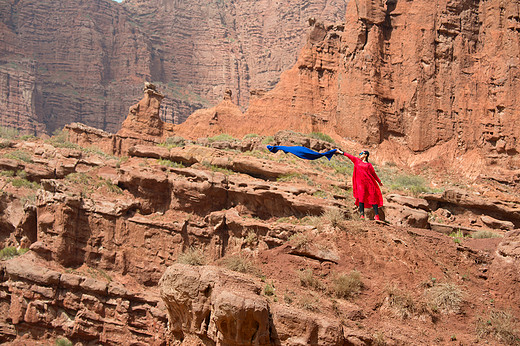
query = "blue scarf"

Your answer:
(266, 145), (337, 161)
